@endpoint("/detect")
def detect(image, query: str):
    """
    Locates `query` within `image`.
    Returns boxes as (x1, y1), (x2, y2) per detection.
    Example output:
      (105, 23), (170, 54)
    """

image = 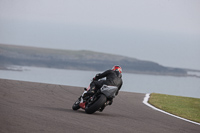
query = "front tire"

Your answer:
(72, 99), (80, 110)
(85, 94), (107, 114)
